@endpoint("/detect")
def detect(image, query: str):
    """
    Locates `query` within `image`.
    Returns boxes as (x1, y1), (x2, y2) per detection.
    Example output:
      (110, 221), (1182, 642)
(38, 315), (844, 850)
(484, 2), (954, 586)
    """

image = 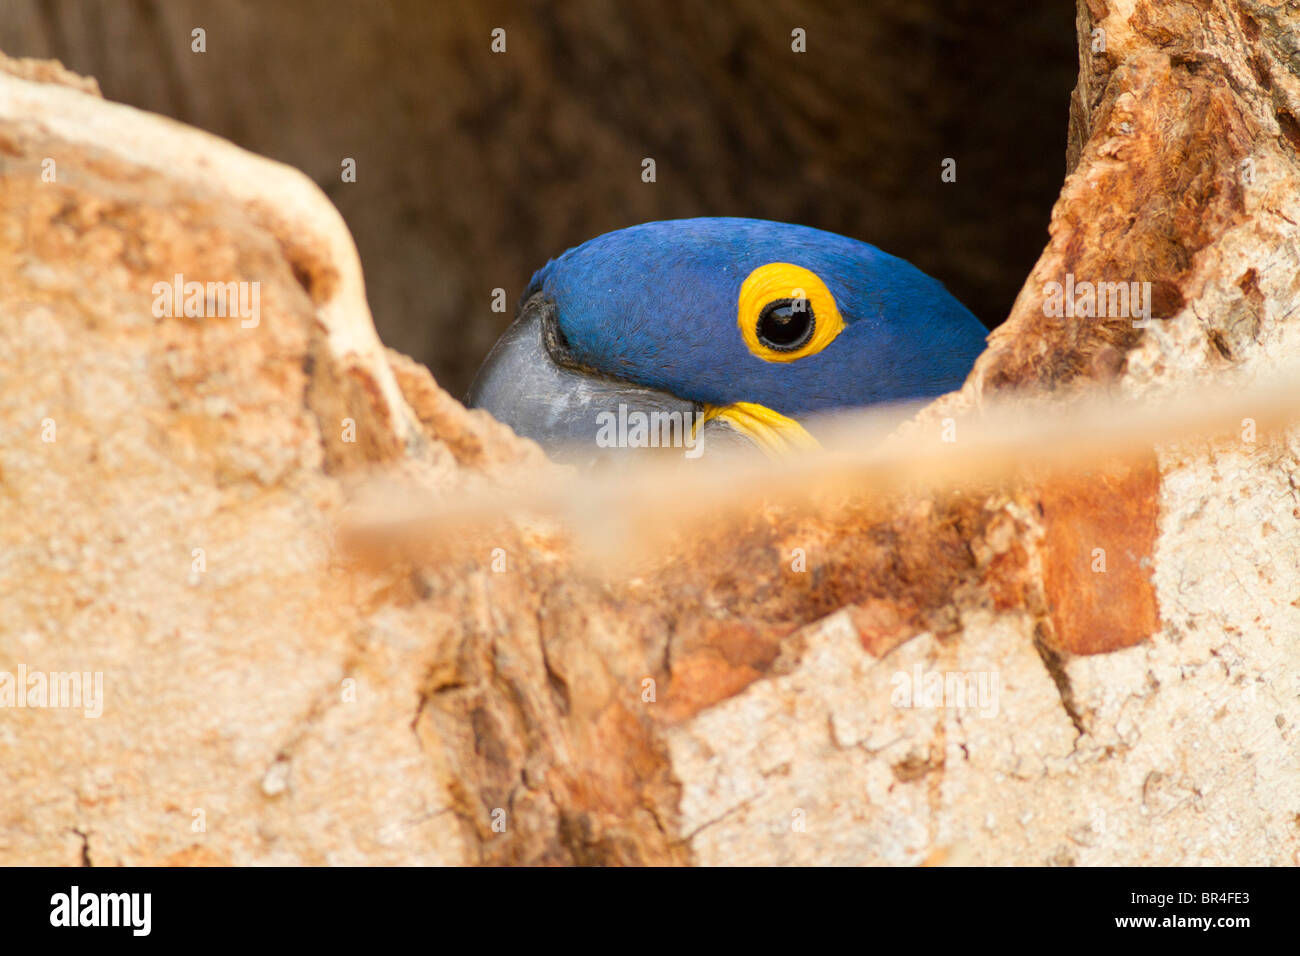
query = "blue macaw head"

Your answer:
(468, 218), (986, 463)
